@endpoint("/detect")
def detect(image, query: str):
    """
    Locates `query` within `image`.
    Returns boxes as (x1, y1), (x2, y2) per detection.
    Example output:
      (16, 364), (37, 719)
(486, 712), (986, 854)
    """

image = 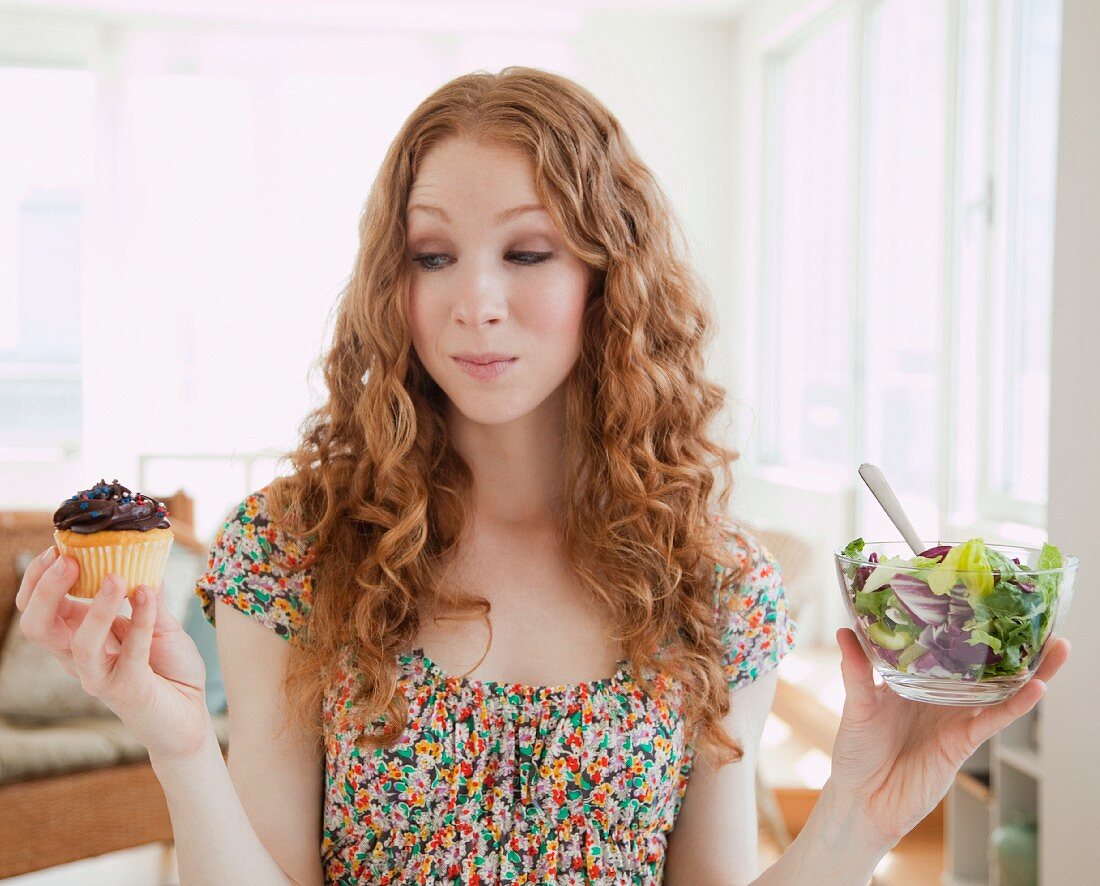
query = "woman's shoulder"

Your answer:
(712, 519), (799, 690)
(193, 486), (315, 642)
(715, 521), (762, 574)
(708, 513), (772, 586)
